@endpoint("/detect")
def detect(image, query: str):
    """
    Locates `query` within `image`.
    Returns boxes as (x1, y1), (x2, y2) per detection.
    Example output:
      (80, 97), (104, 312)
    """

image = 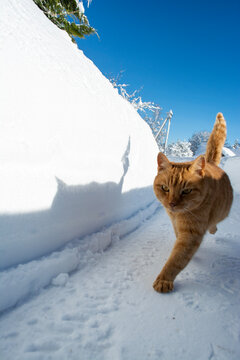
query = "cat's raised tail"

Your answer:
(205, 112), (226, 165)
